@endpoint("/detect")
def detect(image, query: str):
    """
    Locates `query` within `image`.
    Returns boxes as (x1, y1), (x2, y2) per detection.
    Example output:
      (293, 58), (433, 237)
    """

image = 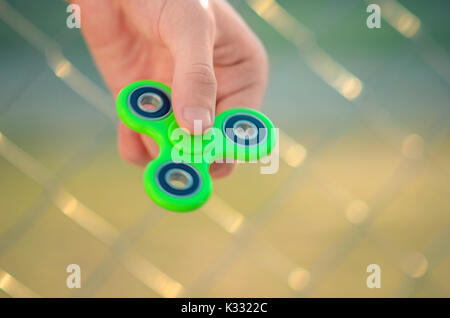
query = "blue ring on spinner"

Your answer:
(157, 162), (201, 197)
(129, 86), (171, 119)
(232, 119), (258, 140)
(164, 168), (194, 191)
(223, 114), (267, 147)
